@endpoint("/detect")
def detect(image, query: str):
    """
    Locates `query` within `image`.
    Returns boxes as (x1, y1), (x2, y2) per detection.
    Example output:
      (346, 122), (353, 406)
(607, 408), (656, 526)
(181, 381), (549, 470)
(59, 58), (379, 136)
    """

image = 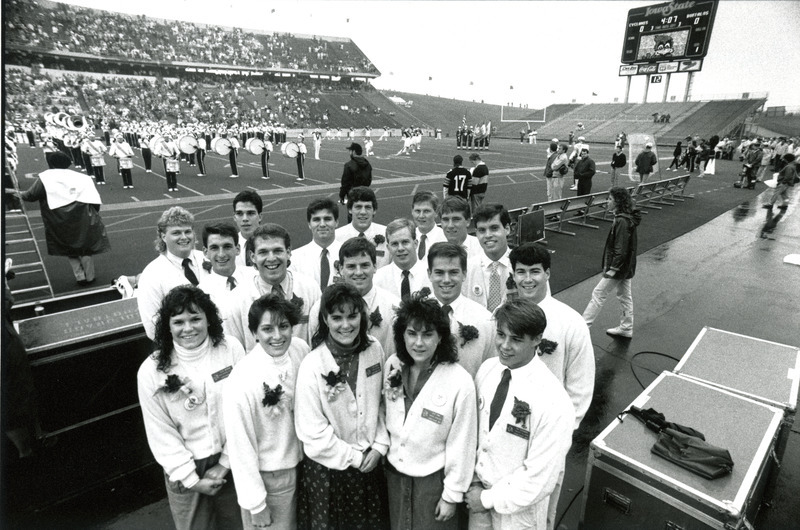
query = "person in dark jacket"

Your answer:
(610, 144), (627, 187)
(17, 151), (110, 286)
(573, 148), (596, 197)
(634, 142), (658, 183)
(667, 142), (682, 171)
(339, 141), (373, 205)
(582, 187), (642, 338)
